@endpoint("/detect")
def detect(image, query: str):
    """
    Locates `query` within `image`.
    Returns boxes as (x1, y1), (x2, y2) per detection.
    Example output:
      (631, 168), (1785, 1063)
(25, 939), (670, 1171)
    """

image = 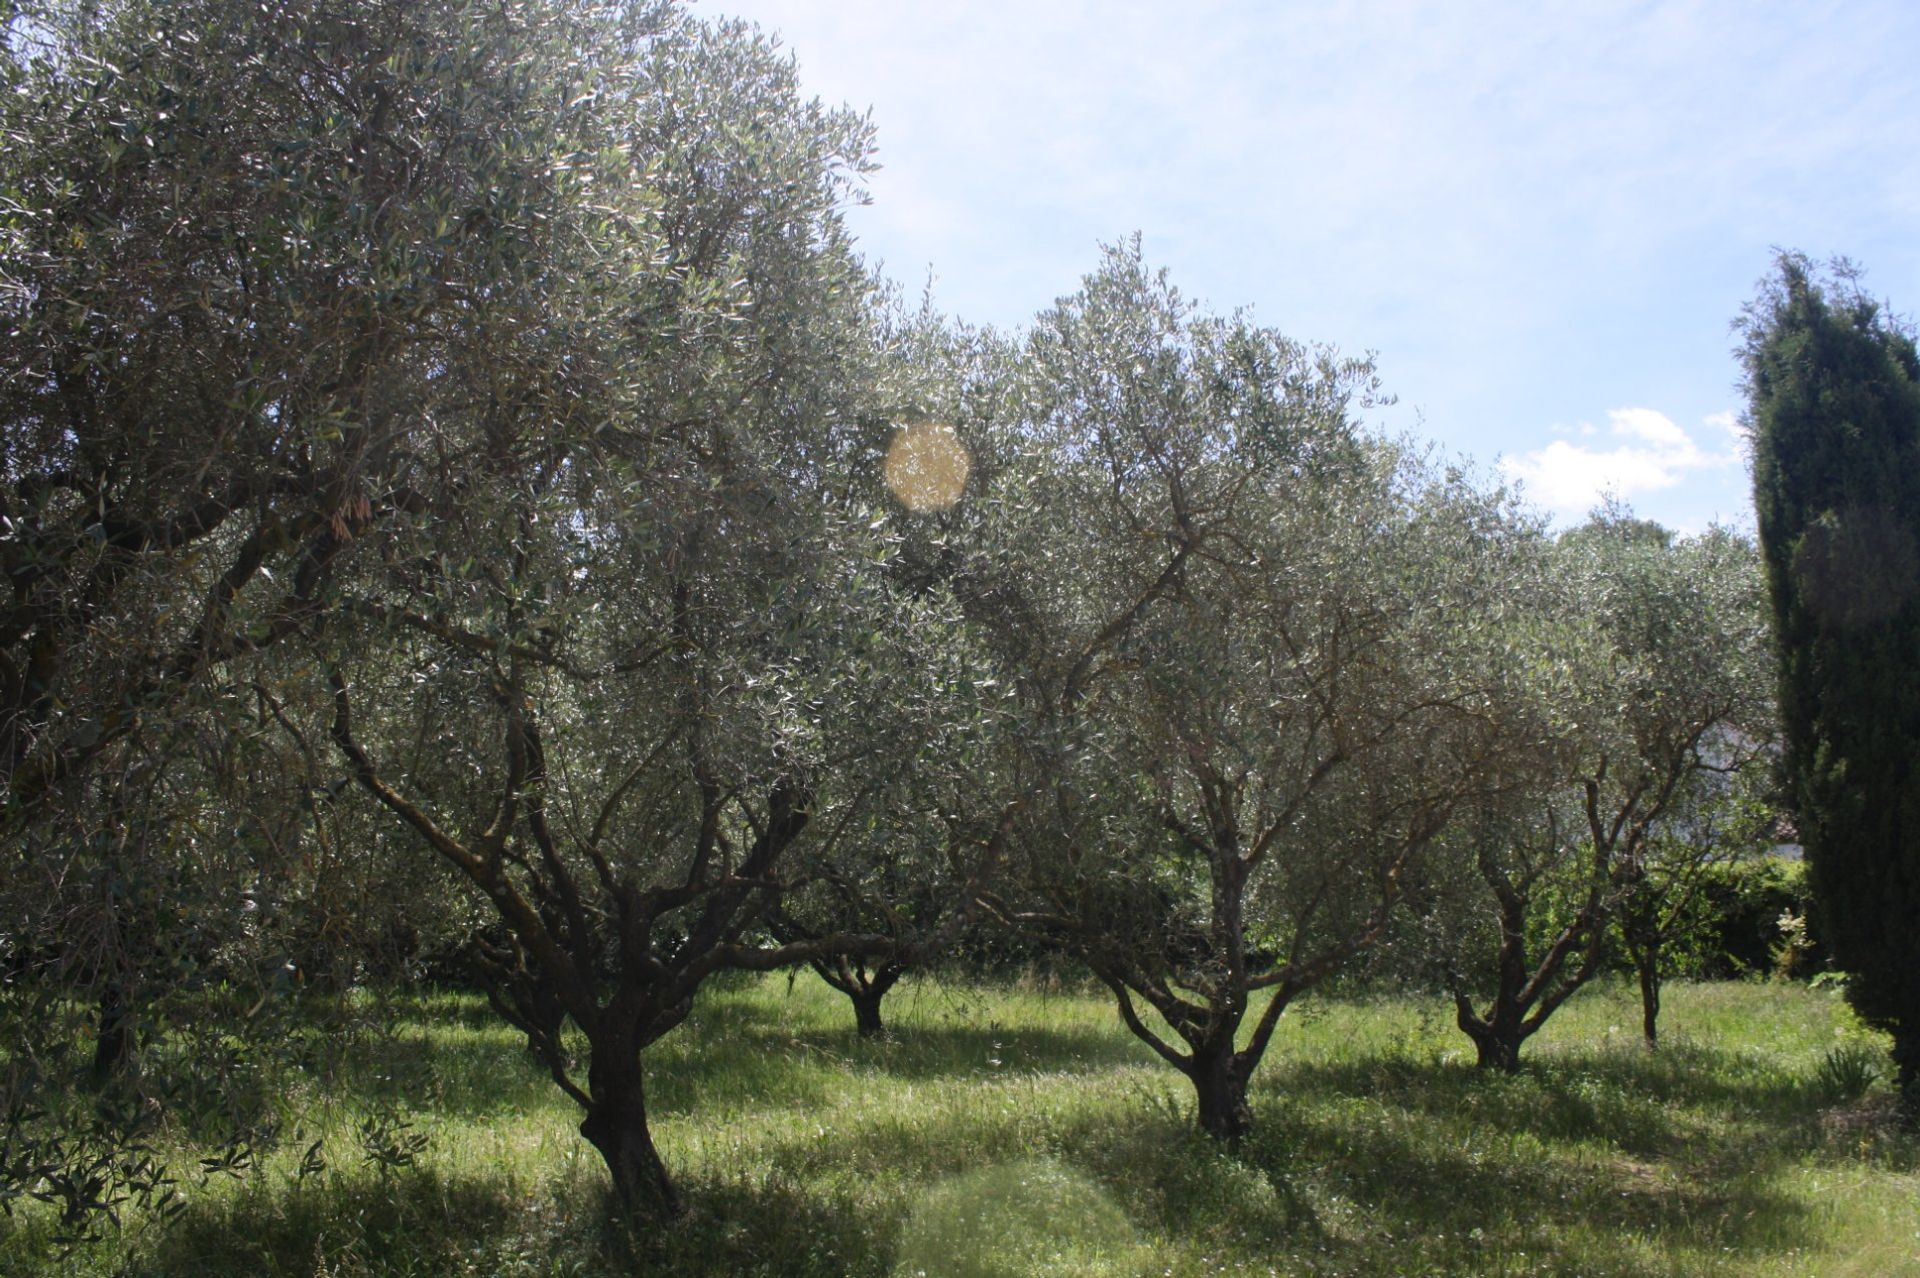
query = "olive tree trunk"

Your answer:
(1185, 1039), (1254, 1142)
